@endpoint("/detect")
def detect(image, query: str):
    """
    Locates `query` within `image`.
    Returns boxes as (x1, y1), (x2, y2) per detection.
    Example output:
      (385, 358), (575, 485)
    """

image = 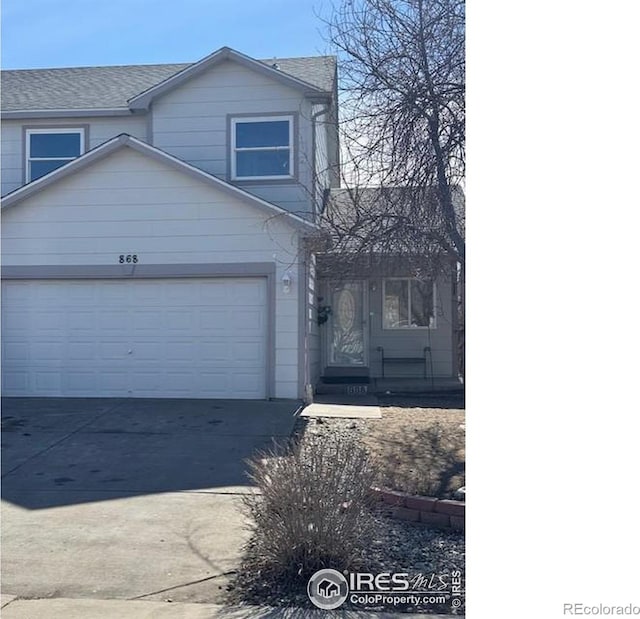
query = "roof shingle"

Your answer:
(1, 55), (336, 112)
